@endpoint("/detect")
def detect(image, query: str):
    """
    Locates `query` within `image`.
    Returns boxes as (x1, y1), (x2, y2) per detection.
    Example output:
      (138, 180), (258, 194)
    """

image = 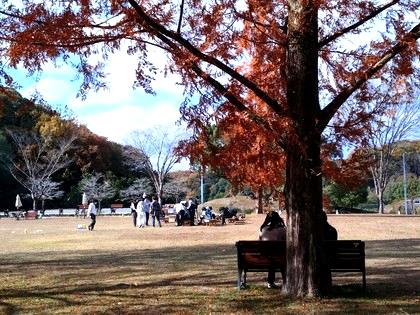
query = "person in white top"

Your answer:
(137, 198), (145, 228)
(258, 211), (286, 288)
(174, 201), (187, 226)
(87, 200), (97, 231)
